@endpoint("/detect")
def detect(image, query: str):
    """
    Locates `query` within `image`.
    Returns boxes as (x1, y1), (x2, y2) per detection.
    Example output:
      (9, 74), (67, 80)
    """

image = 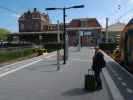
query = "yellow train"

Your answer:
(120, 18), (133, 72)
(112, 49), (121, 63)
